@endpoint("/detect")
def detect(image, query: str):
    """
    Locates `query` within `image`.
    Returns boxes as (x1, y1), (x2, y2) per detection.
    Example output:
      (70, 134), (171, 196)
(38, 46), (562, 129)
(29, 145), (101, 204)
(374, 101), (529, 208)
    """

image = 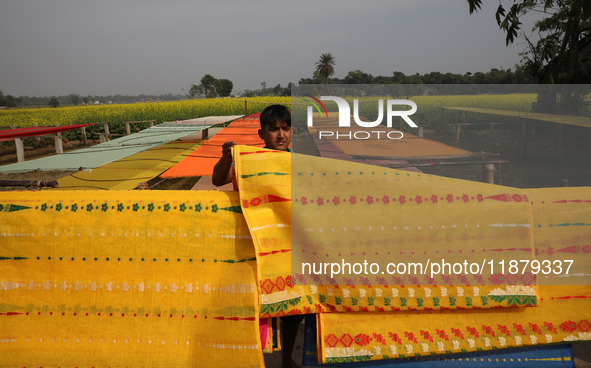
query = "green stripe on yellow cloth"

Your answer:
(0, 190), (263, 368)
